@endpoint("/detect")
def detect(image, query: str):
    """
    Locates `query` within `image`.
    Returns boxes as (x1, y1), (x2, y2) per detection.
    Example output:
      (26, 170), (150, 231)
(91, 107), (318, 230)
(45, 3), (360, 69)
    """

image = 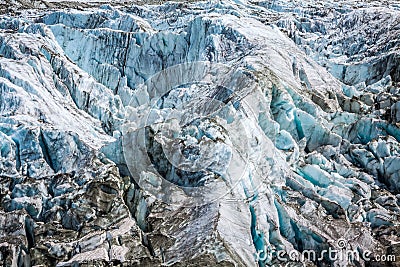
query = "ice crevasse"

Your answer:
(0, 0), (399, 266)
